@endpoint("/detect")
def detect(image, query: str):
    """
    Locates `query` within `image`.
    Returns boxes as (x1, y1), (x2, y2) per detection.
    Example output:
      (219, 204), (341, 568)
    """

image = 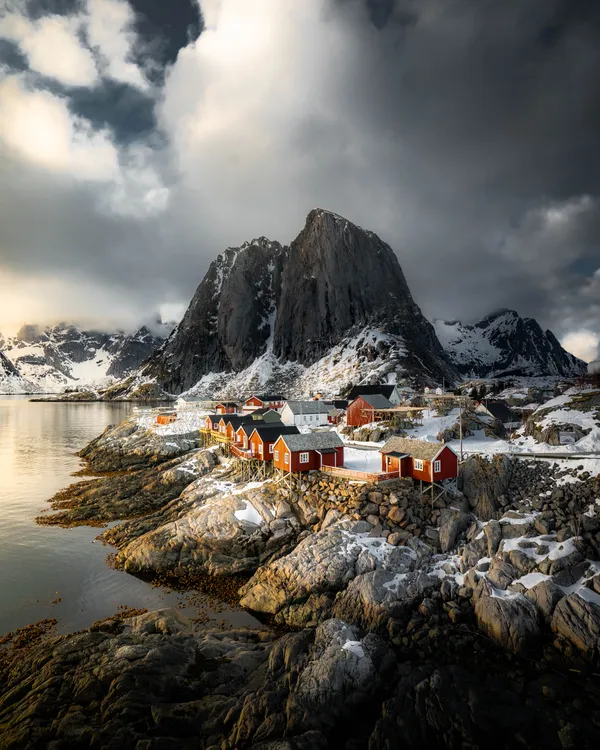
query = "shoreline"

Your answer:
(3, 411), (600, 748)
